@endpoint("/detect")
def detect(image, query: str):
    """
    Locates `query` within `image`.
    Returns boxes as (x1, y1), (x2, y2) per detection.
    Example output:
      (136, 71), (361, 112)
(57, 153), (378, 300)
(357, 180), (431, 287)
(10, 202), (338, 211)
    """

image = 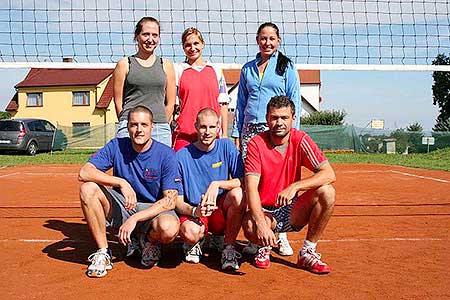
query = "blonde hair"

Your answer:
(181, 27), (205, 45)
